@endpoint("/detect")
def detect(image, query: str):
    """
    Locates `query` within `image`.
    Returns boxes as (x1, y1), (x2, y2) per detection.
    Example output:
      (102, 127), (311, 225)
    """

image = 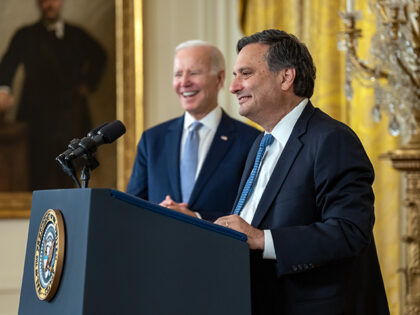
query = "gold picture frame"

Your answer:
(0, 0), (143, 219)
